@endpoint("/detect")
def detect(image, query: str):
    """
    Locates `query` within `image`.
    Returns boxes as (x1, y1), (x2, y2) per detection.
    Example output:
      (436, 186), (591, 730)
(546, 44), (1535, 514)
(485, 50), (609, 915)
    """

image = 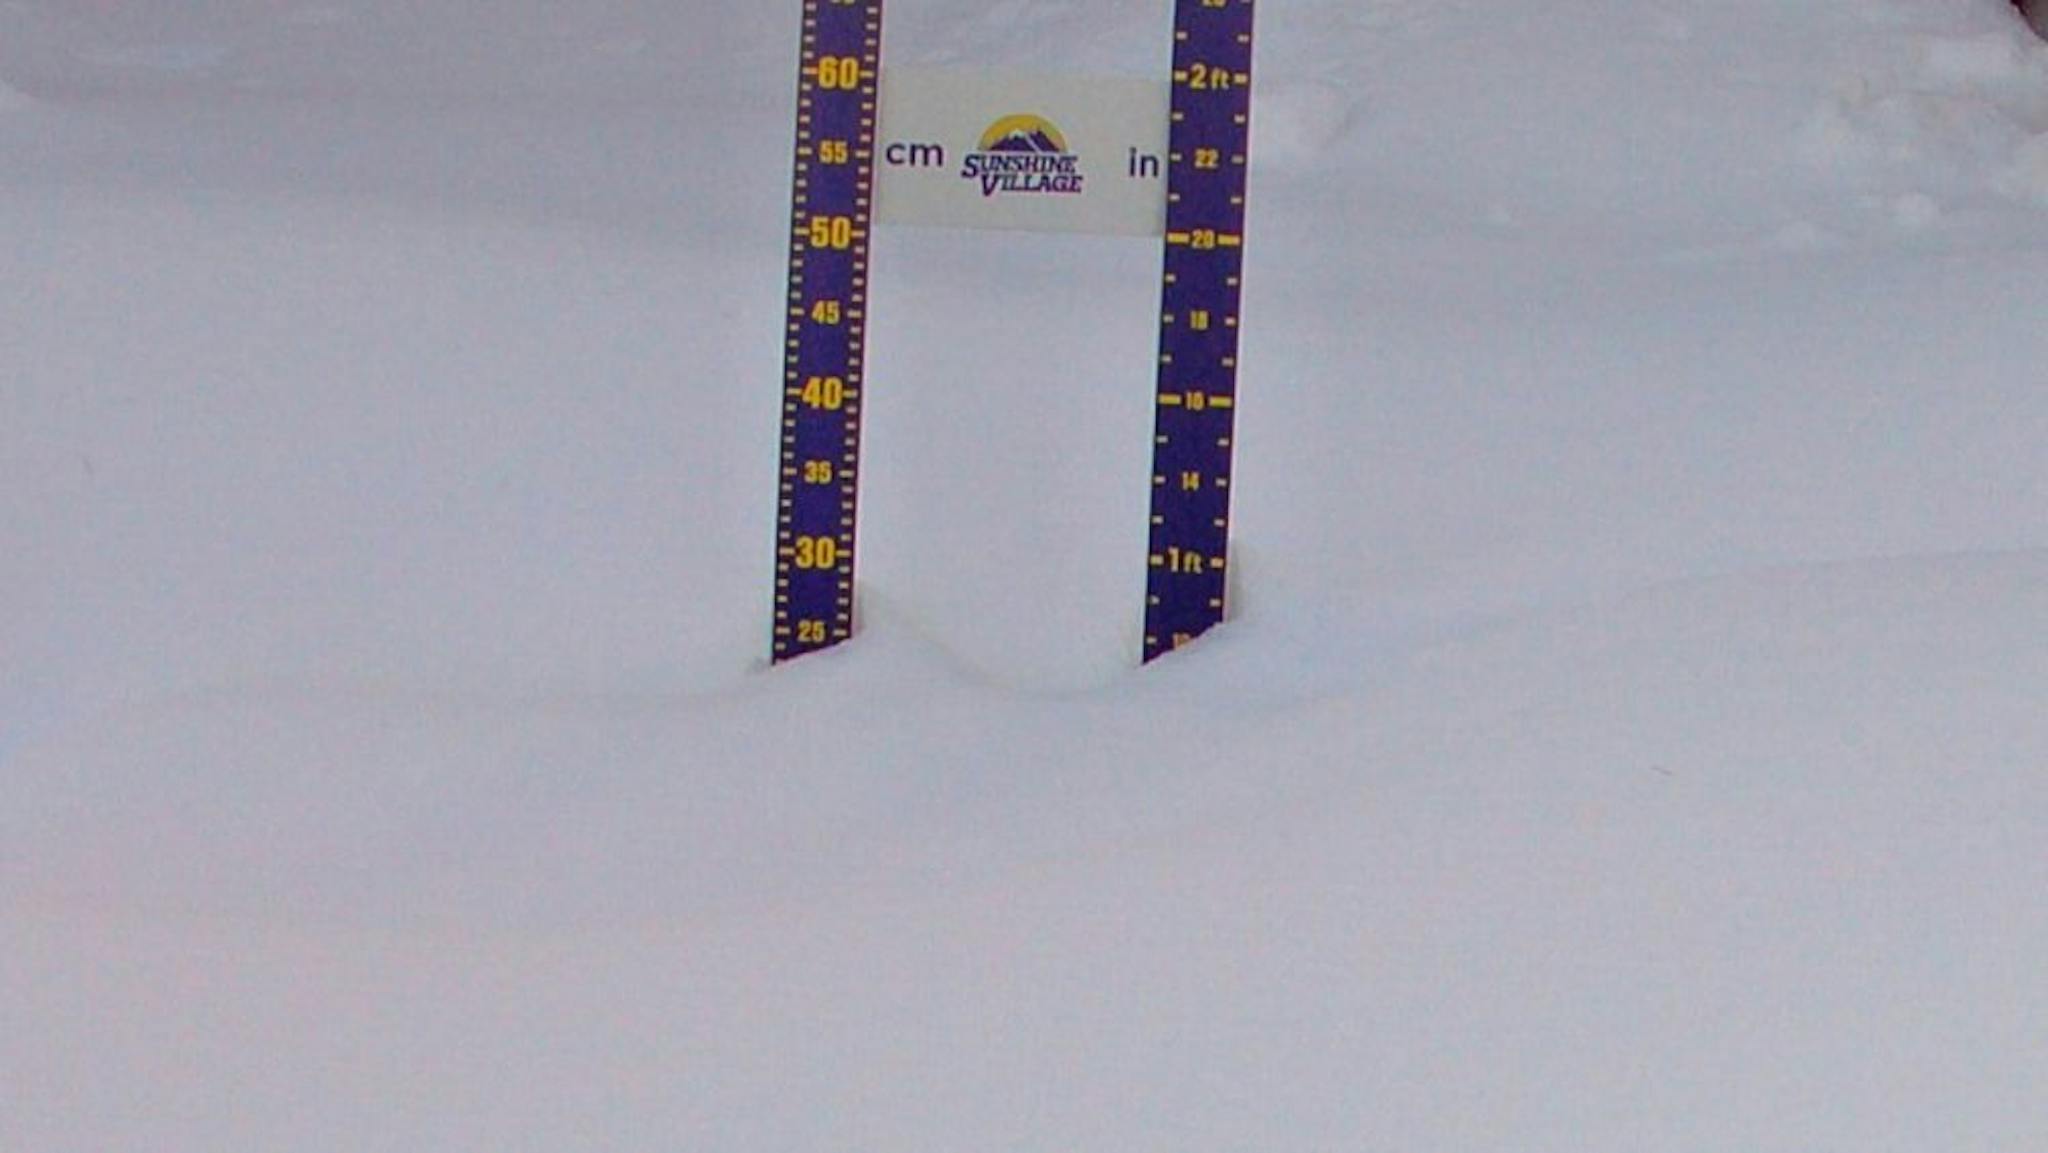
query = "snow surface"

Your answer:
(4, 2), (2047, 1150)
